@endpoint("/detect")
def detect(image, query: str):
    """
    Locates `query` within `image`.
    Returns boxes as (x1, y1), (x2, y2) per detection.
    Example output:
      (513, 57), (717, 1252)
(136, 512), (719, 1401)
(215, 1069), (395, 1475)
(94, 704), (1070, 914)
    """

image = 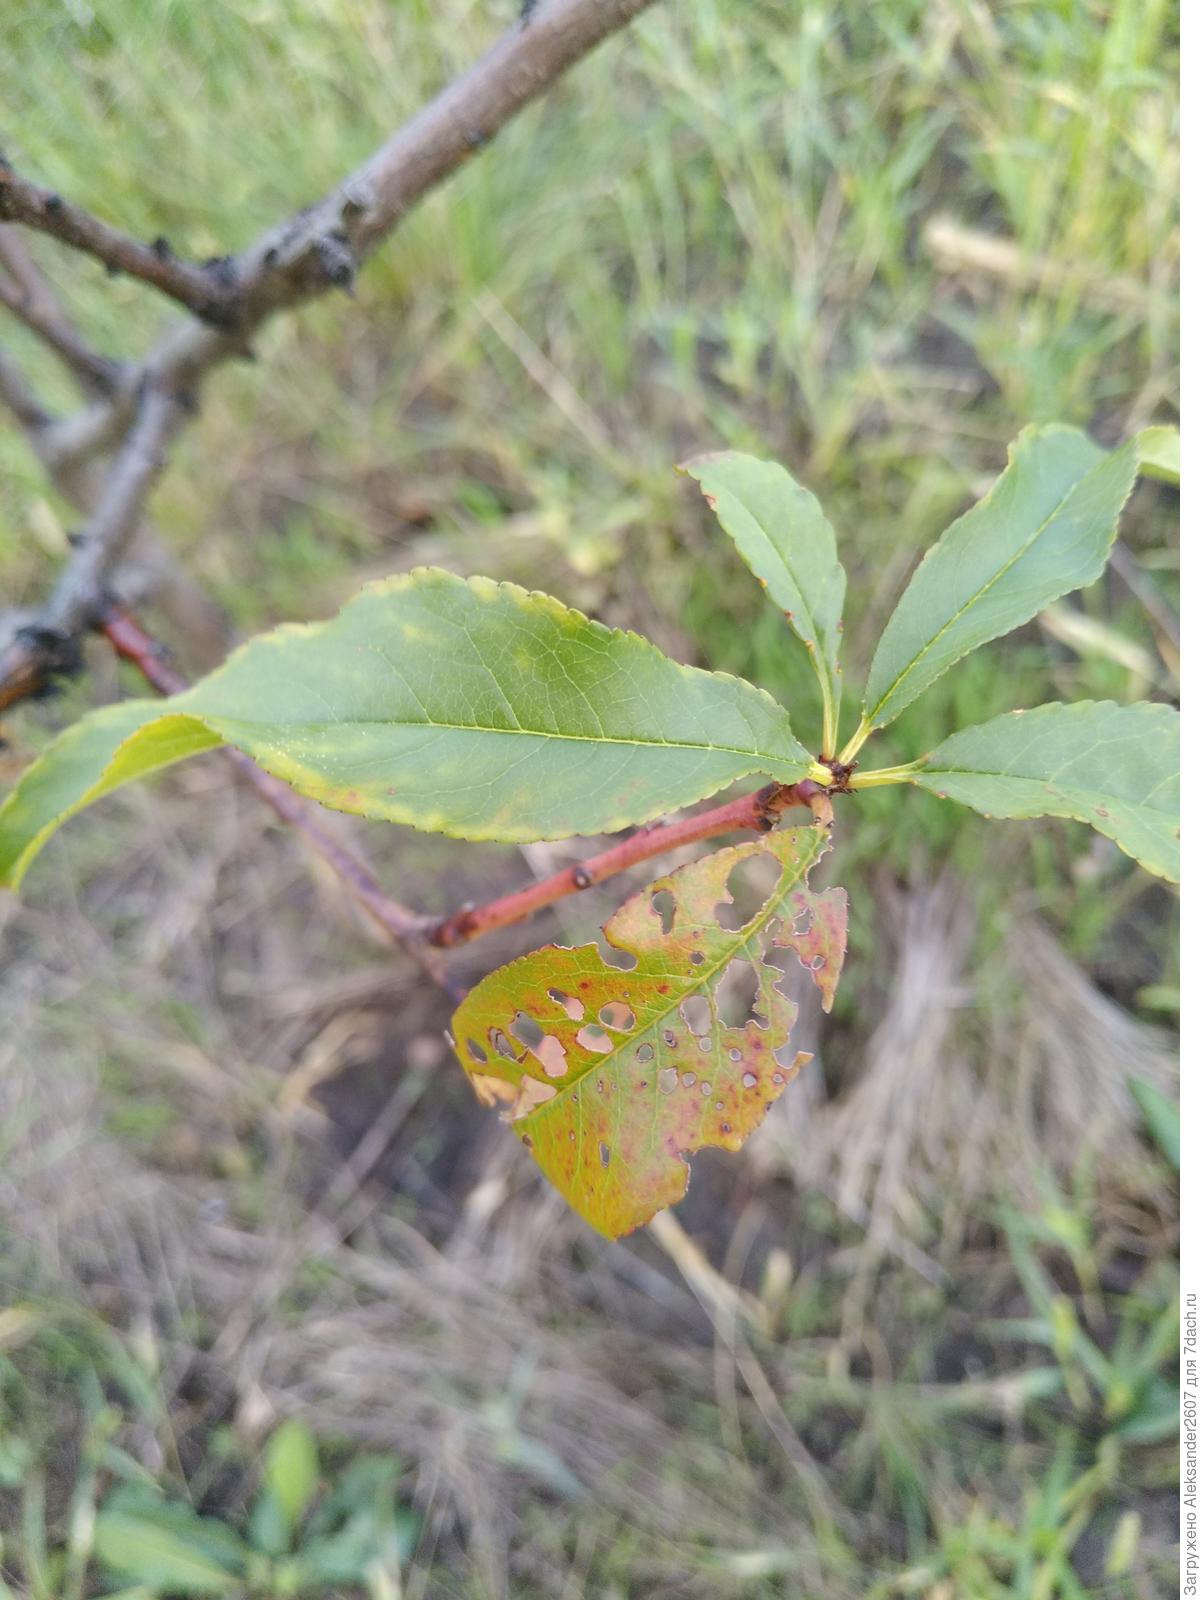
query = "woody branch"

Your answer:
(0, 0), (661, 703)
